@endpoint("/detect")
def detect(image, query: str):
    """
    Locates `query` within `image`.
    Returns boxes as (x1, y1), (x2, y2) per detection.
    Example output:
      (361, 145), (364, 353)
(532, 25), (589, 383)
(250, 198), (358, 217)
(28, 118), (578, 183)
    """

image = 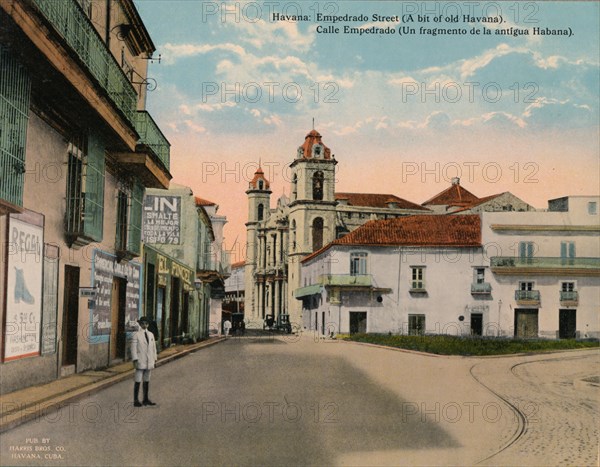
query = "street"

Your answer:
(0, 334), (598, 466)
